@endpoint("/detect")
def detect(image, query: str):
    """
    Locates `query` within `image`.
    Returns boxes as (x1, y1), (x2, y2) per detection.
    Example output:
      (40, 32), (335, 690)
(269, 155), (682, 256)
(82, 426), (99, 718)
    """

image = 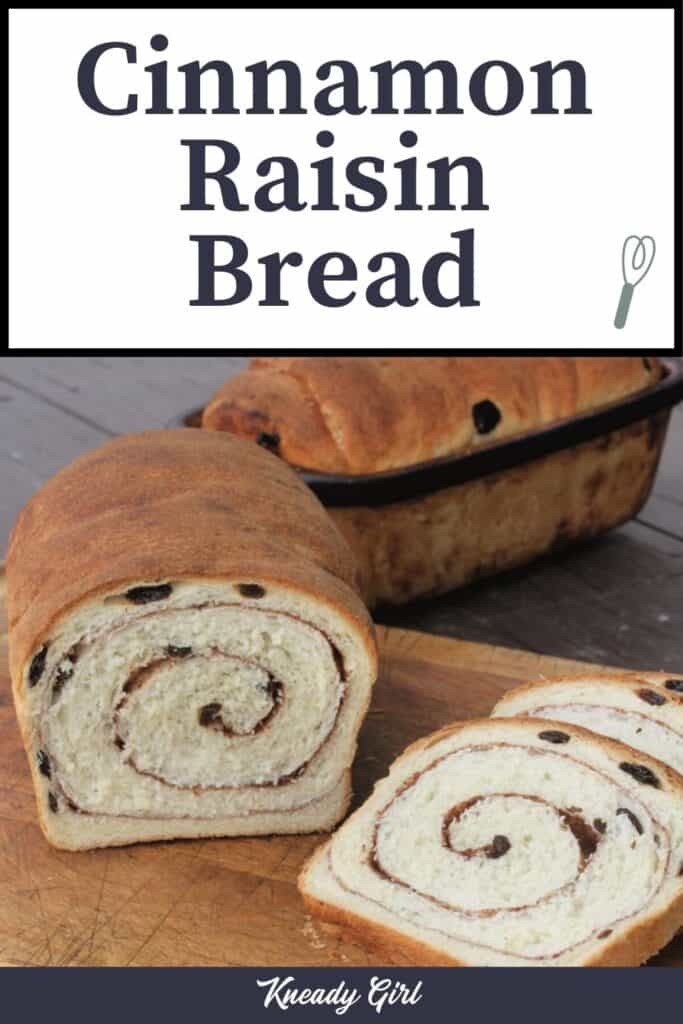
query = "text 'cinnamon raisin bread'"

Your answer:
(299, 718), (683, 966)
(7, 429), (377, 850)
(492, 671), (683, 780)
